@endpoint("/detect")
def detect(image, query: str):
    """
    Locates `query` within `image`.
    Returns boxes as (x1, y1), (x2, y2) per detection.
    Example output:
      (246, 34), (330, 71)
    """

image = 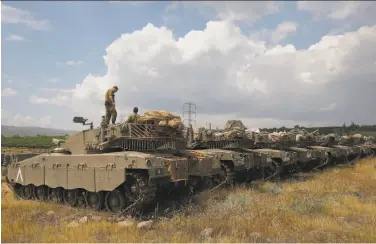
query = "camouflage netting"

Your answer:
(137, 110), (183, 130)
